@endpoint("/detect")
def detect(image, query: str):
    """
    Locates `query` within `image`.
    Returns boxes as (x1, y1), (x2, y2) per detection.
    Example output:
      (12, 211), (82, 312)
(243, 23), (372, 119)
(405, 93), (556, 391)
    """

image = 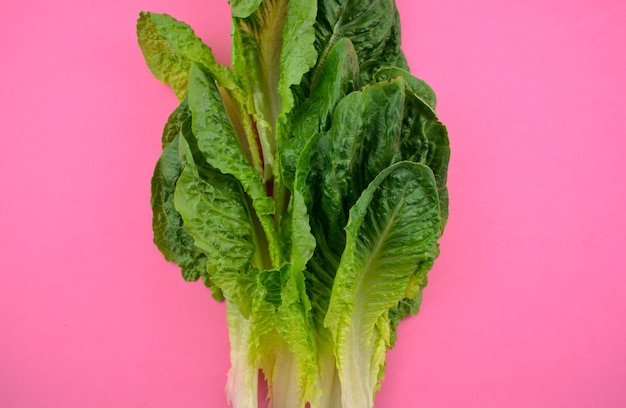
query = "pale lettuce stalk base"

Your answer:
(226, 302), (259, 408)
(138, 1), (450, 407)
